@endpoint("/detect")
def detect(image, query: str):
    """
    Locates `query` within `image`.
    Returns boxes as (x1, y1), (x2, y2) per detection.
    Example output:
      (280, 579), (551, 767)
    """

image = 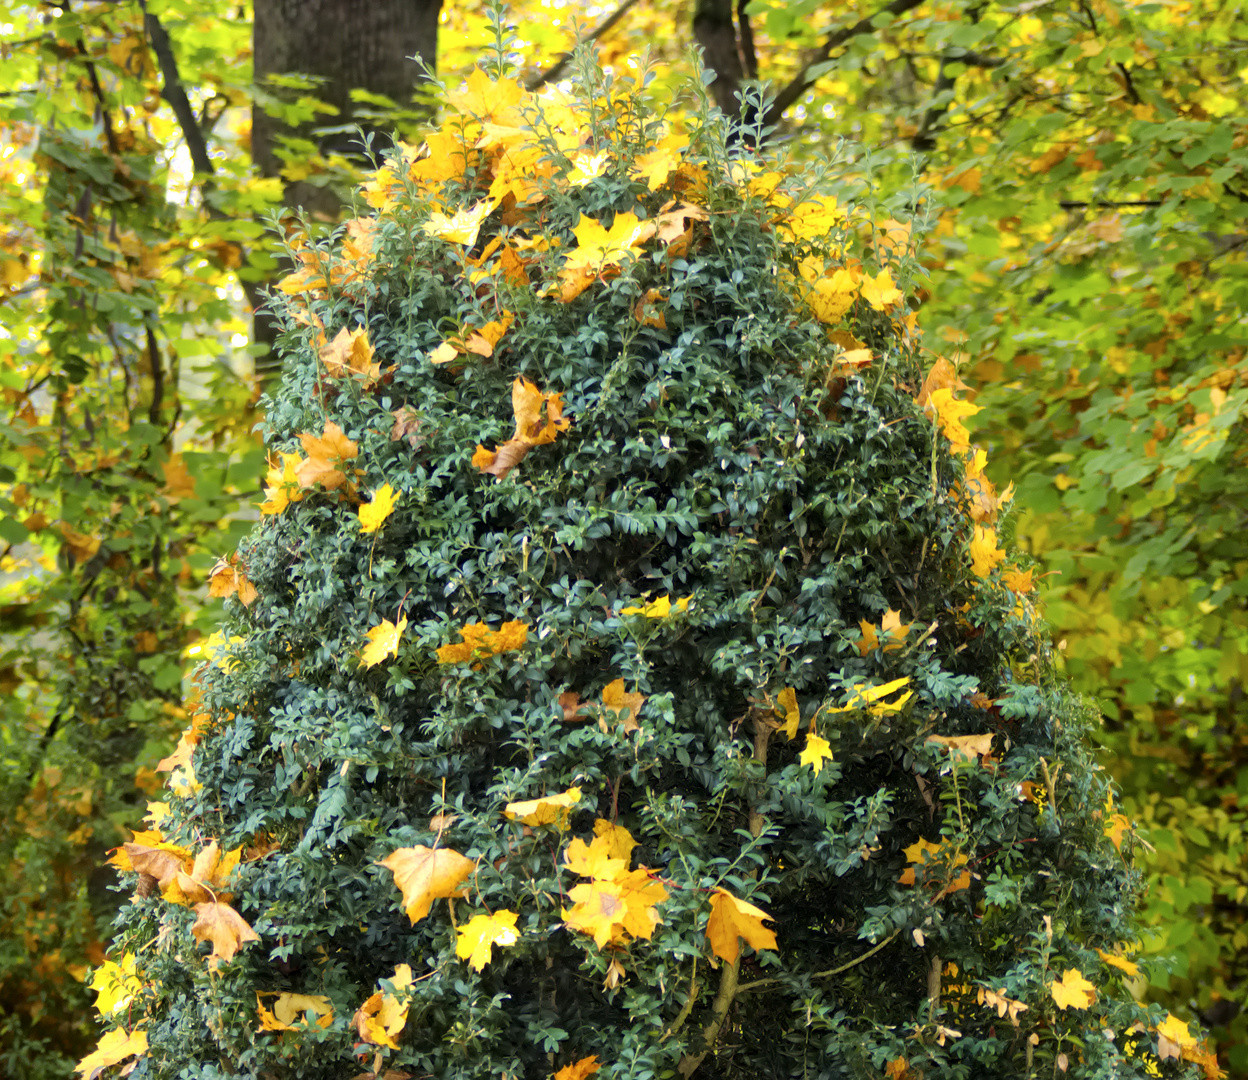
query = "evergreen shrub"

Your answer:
(90, 50), (1218, 1080)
